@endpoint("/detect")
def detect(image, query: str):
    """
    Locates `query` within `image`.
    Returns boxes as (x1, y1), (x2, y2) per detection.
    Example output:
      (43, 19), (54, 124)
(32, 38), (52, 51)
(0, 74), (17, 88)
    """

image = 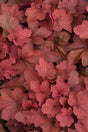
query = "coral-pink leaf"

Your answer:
(56, 108), (74, 127)
(74, 21), (88, 39)
(36, 57), (56, 80)
(52, 9), (73, 32)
